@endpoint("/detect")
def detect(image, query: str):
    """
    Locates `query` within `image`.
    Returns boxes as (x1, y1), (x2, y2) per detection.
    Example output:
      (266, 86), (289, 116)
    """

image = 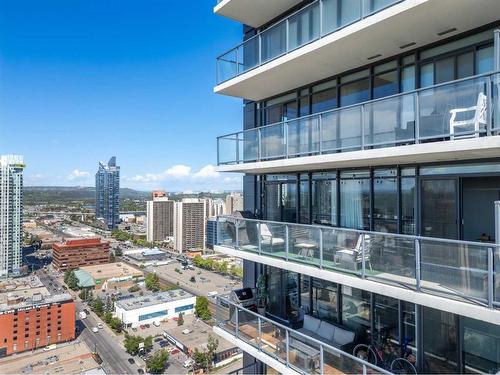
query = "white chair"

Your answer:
(335, 234), (372, 271)
(260, 223), (285, 246)
(449, 92), (487, 139)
